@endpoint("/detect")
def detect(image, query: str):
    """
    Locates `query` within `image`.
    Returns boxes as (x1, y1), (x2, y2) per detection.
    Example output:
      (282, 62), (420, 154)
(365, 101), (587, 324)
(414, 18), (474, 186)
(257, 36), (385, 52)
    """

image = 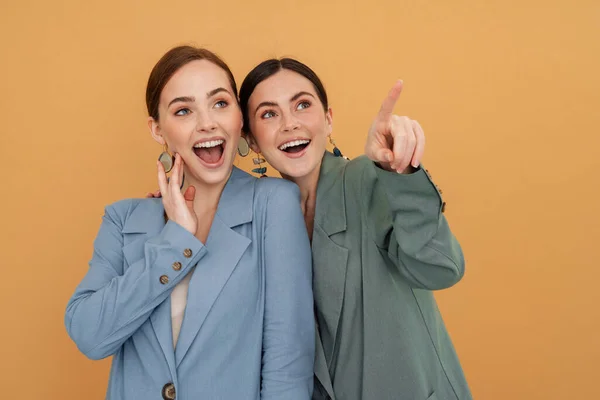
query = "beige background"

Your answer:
(1, 0), (599, 398)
